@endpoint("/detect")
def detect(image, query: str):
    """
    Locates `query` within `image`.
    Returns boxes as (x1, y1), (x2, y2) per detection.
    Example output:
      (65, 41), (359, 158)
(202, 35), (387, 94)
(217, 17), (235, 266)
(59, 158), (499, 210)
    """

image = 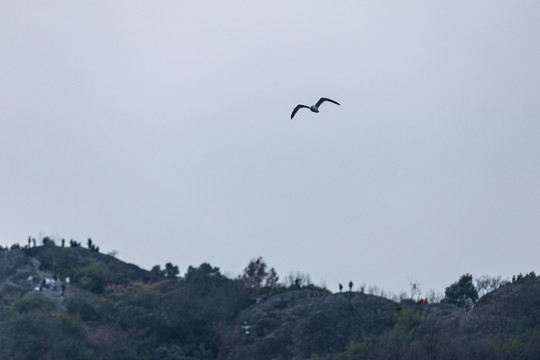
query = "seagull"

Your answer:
(291, 97), (341, 119)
